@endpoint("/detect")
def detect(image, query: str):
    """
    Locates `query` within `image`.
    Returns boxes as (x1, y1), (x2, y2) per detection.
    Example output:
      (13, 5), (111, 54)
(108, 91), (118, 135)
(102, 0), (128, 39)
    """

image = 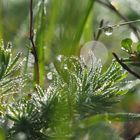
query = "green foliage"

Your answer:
(0, 42), (32, 124)
(1, 0), (140, 139)
(0, 127), (5, 140)
(81, 113), (140, 128)
(121, 38), (140, 58)
(121, 38), (132, 53)
(54, 56), (127, 115)
(0, 42), (26, 101)
(35, 1), (46, 87)
(120, 38), (140, 66)
(4, 56), (133, 139)
(45, 0), (95, 56)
